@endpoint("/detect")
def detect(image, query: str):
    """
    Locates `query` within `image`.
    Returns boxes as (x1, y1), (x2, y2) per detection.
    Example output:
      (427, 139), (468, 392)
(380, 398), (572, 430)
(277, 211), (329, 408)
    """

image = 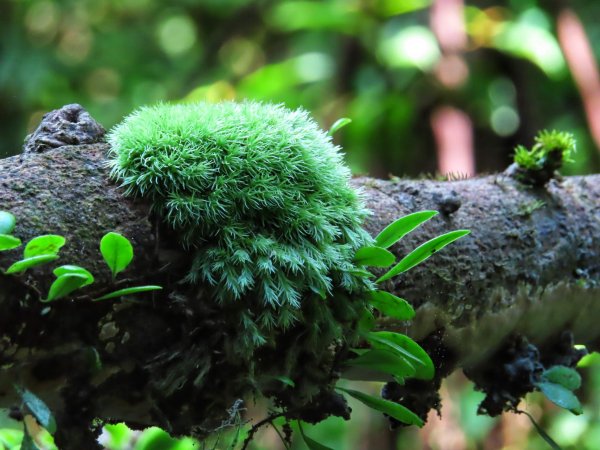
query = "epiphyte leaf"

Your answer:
(354, 246), (395, 267)
(368, 290), (415, 320)
(100, 232), (134, 278)
(536, 381), (582, 415)
(24, 235), (66, 258)
(336, 387), (424, 426)
(45, 274), (90, 302)
(95, 285), (162, 301)
(53, 265), (95, 286)
(375, 211), (438, 249)
(367, 331), (434, 380)
(346, 348), (416, 379)
(377, 230), (470, 283)
(298, 422), (334, 450)
(0, 234), (21, 252)
(5, 255), (59, 274)
(328, 117), (352, 136)
(541, 366), (581, 391)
